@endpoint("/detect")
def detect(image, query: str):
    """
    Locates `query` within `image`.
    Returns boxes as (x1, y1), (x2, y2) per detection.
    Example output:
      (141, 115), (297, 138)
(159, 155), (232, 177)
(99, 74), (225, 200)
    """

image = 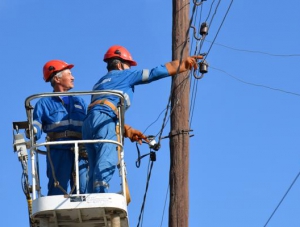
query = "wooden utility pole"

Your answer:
(169, 0), (190, 227)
